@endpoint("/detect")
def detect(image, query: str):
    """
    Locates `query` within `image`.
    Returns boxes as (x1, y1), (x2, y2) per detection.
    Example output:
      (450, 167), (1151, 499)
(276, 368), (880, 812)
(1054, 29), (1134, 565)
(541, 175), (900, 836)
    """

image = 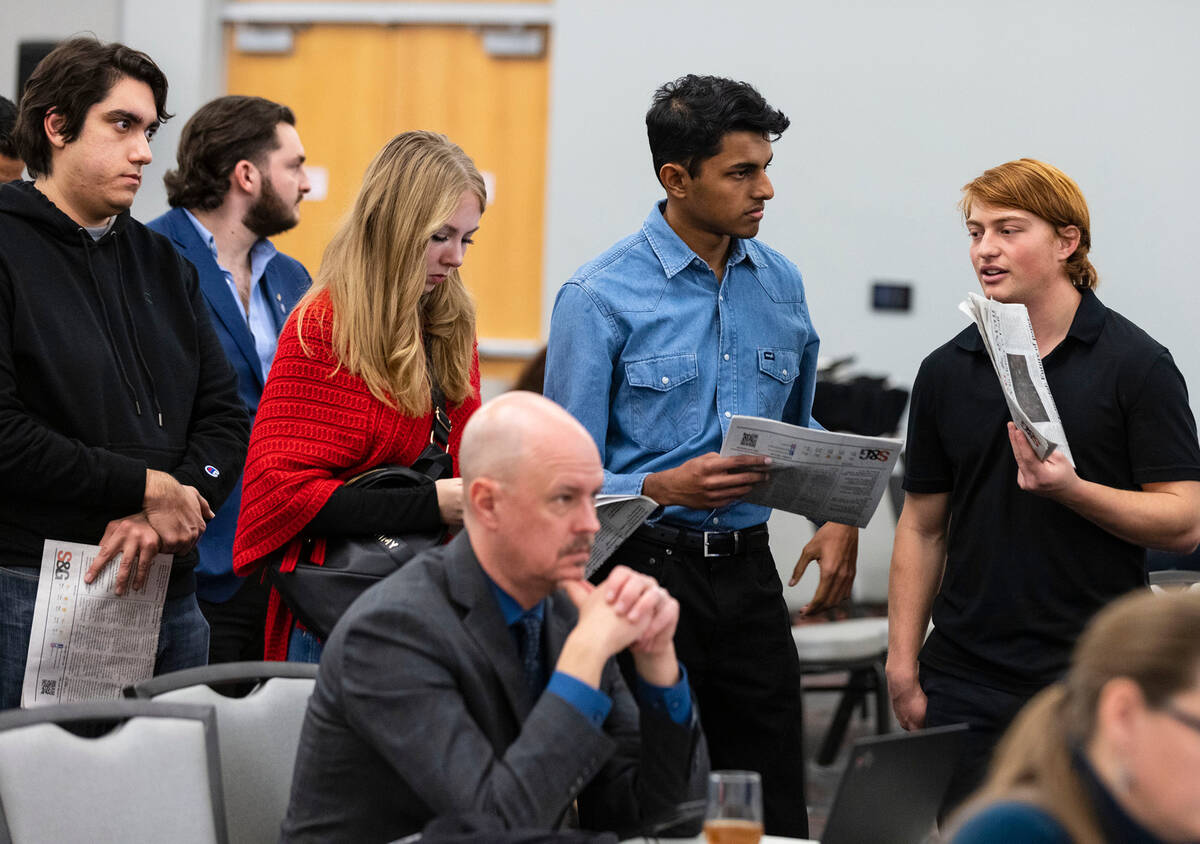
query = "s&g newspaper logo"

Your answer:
(54, 549), (72, 581)
(858, 448), (891, 463)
